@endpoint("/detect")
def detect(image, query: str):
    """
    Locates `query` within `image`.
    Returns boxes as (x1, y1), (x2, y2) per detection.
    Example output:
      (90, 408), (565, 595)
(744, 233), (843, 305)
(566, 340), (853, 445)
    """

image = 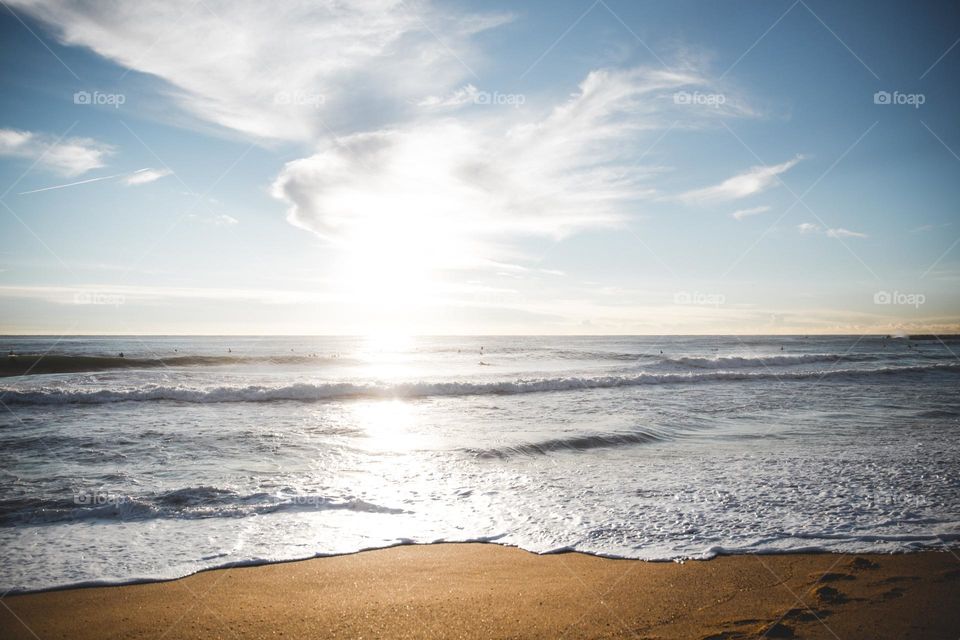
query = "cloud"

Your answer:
(272, 65), (740, 270)
(0, 284), (315, 305)
(186, 212), (239, 226)
(418, 84), (486, 109)
(679, 155), (804, 203)
(11, 0), (513, 141)
(909, 223), (950, 233)
(826, 227), (867, 239)
(0, 128), (113, 176)
(16, 0), (774, 278)
(17, 167), (172, 194)
(731, 205), (770, 220)
(124, 168), (172, 186)
(797, 223), (867, 238)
